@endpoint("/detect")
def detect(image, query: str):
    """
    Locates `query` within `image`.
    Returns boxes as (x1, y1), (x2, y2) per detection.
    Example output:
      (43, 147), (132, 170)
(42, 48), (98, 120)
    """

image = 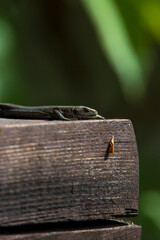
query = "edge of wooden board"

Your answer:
(0, 119), (139, 226)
